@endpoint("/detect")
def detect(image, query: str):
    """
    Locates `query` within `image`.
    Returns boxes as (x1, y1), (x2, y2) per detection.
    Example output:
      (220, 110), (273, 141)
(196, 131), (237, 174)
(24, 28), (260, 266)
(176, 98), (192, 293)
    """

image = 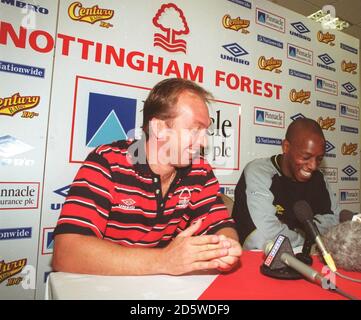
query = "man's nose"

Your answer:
(307, 158), (318, 171)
